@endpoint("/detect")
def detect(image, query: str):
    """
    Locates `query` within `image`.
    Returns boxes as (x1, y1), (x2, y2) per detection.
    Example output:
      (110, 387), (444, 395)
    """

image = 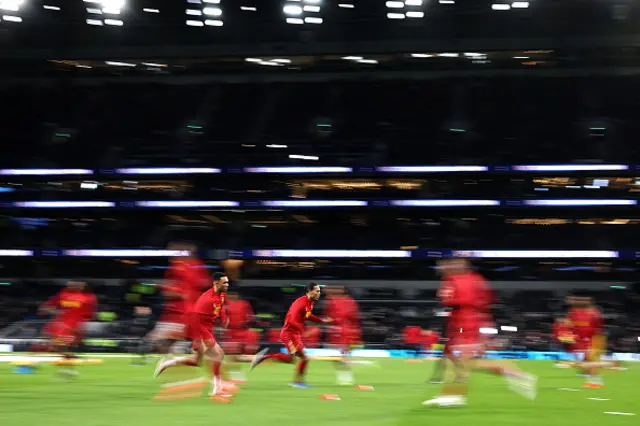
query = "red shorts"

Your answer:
(327, 326), (361, 350)
(221, 329), (247, 354)
(281, 331), (304, 354)
(43, 321), (82, 347)
(187, 314), (217, 352)
(446, 327), (481, 357)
